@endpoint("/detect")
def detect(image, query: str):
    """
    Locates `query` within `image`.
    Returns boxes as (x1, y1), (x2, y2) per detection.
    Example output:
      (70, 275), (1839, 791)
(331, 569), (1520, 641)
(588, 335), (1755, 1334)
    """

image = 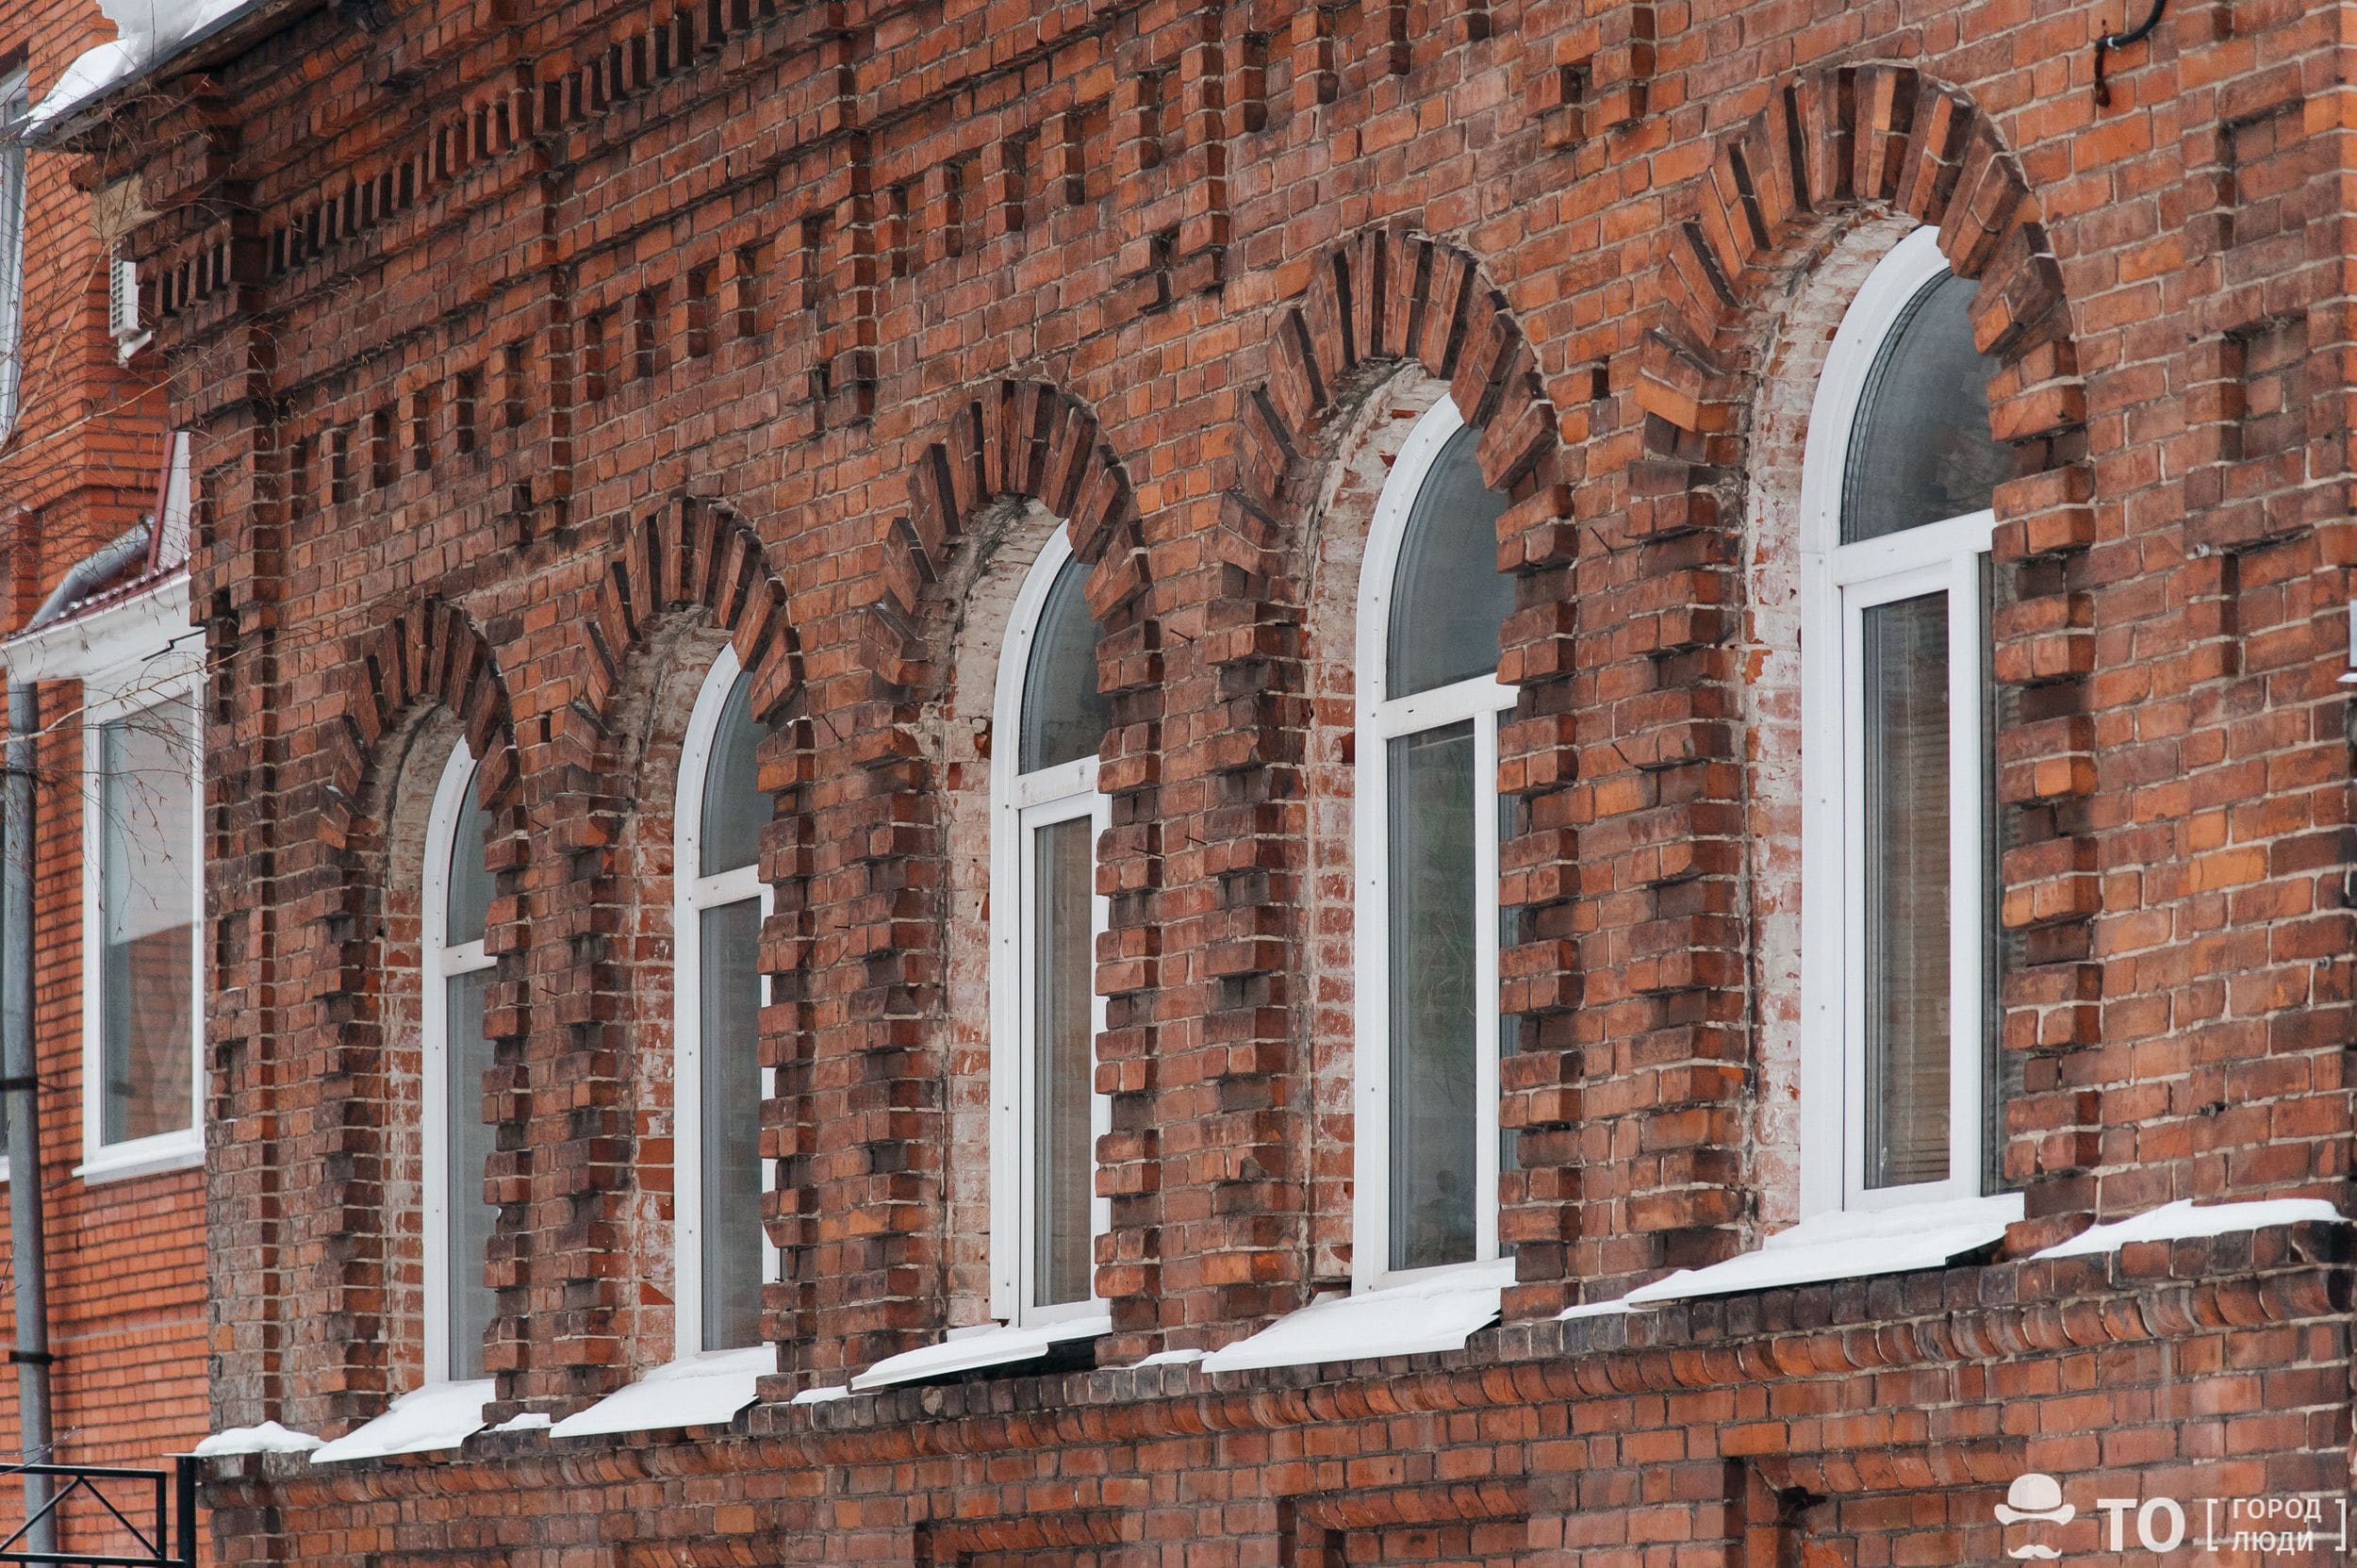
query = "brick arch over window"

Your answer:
(1218, 228), (1587, 1333)
(805, 379), (1162, 1383)
(525, 494), (806, 1415)
(305, 598), (525, 1434)
(1621, 64), (2101, 1268)
(1635, 62), (2085, 449)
